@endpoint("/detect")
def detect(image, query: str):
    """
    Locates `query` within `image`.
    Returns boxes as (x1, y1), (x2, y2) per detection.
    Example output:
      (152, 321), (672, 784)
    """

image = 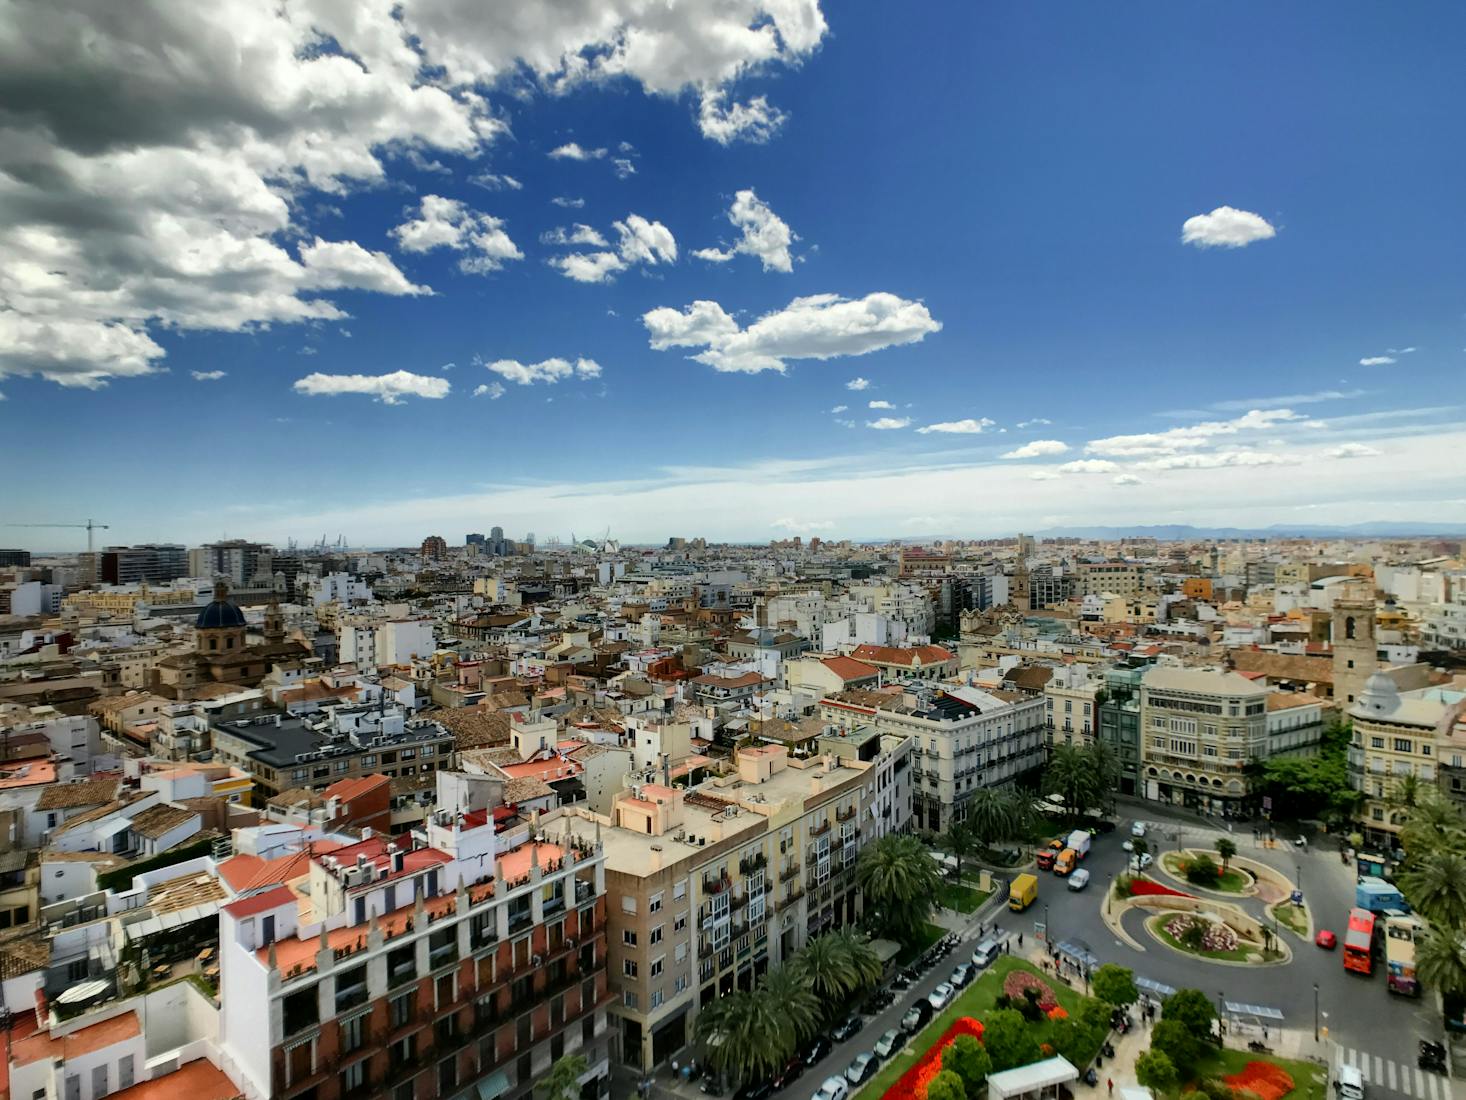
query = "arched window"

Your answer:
(1345, 616), (1356, 640)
